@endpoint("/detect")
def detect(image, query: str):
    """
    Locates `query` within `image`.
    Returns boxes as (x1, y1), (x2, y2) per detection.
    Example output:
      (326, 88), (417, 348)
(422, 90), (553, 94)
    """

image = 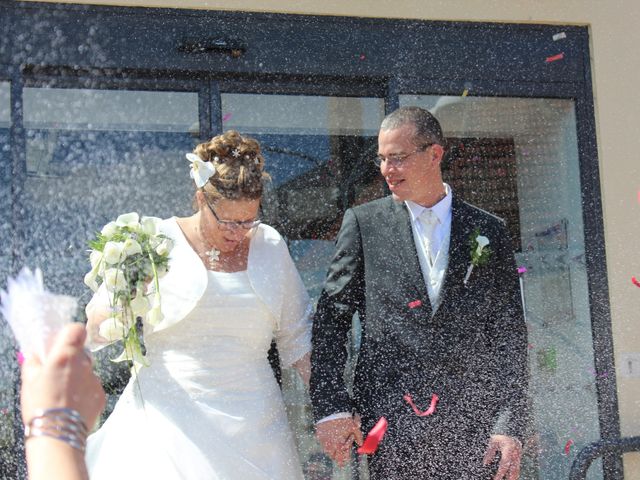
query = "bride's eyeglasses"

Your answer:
(204, 199), (262, 231)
